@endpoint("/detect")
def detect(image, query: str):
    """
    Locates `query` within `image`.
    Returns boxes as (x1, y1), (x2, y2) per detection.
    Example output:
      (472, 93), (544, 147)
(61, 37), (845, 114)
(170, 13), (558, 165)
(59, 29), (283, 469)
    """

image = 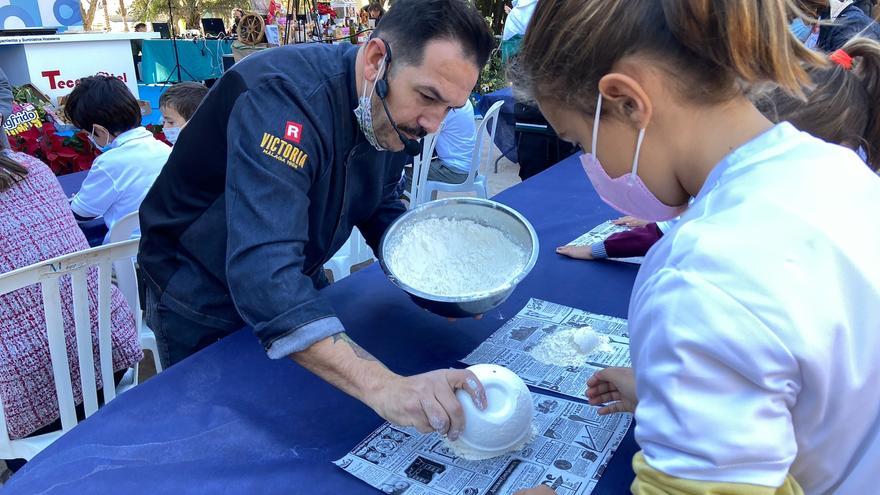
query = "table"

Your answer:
(4, 154), (641, 494)
(57, 170), (106, 247)
(0, 32), (158, 105)
(140, 39), (234, 83)
(476, 87), (517, 163)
